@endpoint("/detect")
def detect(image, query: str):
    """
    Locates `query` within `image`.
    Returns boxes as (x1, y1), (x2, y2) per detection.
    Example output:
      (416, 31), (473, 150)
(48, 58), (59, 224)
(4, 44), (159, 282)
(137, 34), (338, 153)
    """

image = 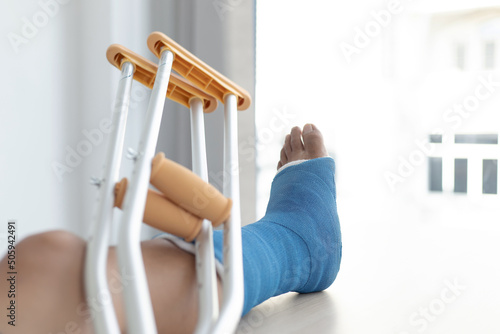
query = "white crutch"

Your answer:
(213, 92), (244, 334)
(88, 31), (251, 333)
(147, 32), (251, 334)
(90, 44), (219, 333)
(190, 97), (220, 334)
(108, 47), (218, 333)
(115, 47), (174, 334)
(85, 59), (134, 334)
